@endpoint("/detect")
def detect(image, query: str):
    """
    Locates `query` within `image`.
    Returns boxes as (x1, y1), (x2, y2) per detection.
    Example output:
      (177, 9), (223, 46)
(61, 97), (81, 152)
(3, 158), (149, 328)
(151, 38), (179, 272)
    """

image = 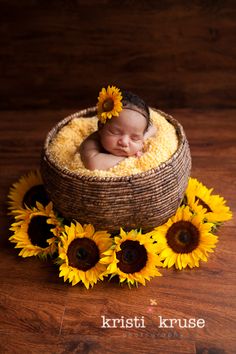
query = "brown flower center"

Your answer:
(196, 197), (212, 212)
(102, 98), (114, 112)
(166, 221), (200, 253)
(28, 215), (54, 248)
(117, 240), (147, 274)
(67, 238), (100, 271)
(22, 185), (49, 208)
